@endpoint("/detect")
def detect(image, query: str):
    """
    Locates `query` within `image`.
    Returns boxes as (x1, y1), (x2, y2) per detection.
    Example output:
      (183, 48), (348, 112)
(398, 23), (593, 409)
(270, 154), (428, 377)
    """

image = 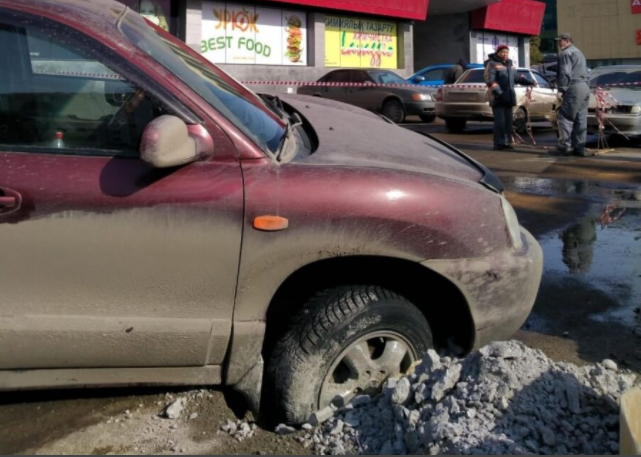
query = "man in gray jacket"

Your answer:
(551, 33), (590, 156)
